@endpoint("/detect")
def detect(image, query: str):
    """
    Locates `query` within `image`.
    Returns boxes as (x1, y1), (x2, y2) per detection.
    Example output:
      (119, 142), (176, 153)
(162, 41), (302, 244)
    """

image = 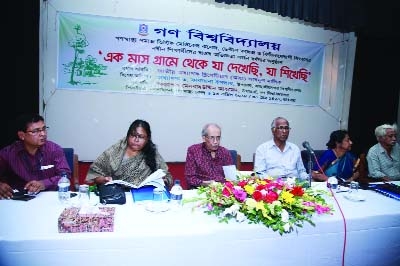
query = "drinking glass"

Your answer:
(153, 187), (164, 202)
(151, 187), (165, 212)
(78, 184), (91, 206)
(349, 181), (359, 193)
